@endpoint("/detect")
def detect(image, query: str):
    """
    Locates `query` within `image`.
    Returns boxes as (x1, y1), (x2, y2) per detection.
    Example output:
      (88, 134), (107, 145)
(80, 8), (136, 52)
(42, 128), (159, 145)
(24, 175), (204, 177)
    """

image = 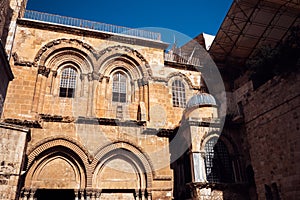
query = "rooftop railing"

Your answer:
(164, 52), (202, 67)
(23, 10), (161, 41)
